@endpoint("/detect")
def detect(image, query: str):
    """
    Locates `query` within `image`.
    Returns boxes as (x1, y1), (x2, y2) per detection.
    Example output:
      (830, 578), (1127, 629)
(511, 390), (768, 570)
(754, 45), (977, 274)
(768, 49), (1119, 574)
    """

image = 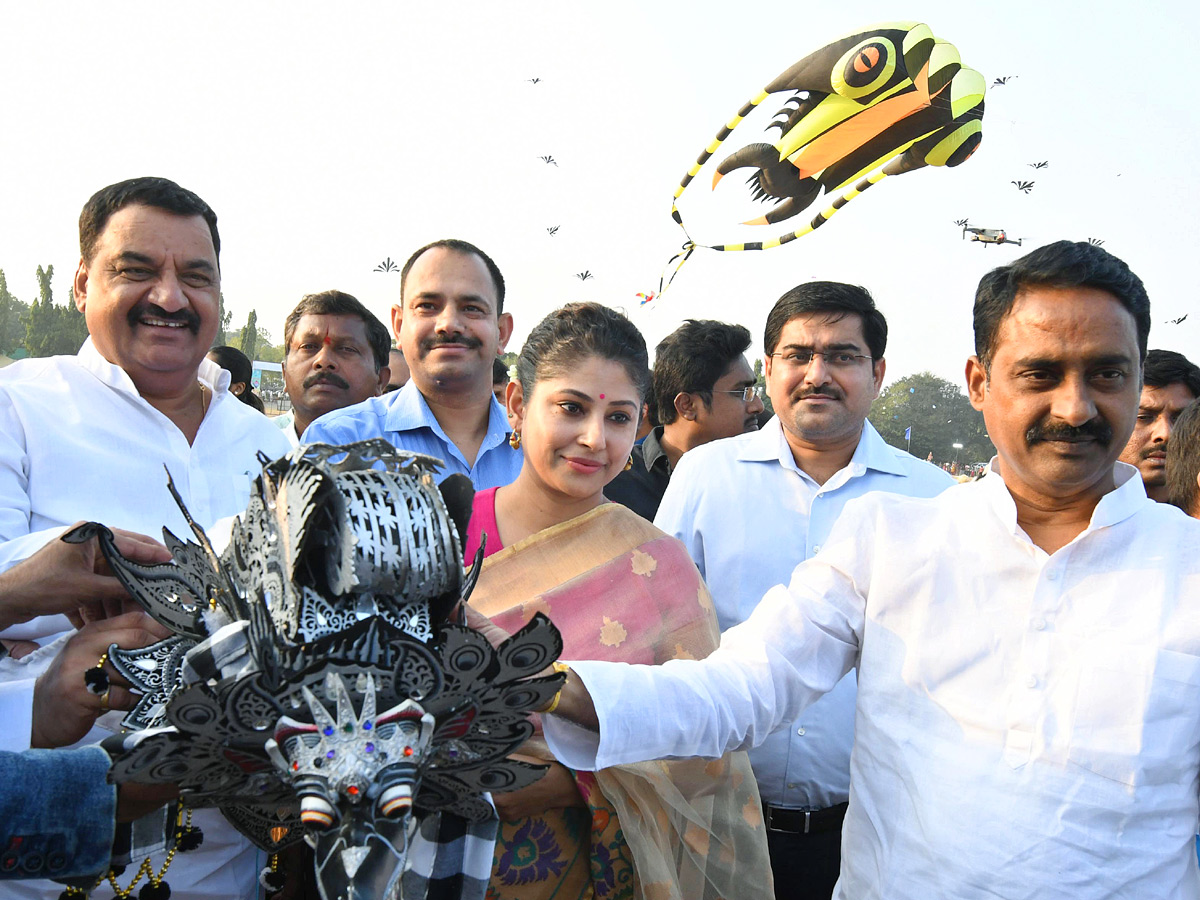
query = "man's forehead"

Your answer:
(293, 314), (370, 340)
(994, 286), (1138, 358)
(95, 205), (216, 259)
(404, 249), (497, 302)
(779, 311), (866, 344)
(1140, 382), (1198, 408)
